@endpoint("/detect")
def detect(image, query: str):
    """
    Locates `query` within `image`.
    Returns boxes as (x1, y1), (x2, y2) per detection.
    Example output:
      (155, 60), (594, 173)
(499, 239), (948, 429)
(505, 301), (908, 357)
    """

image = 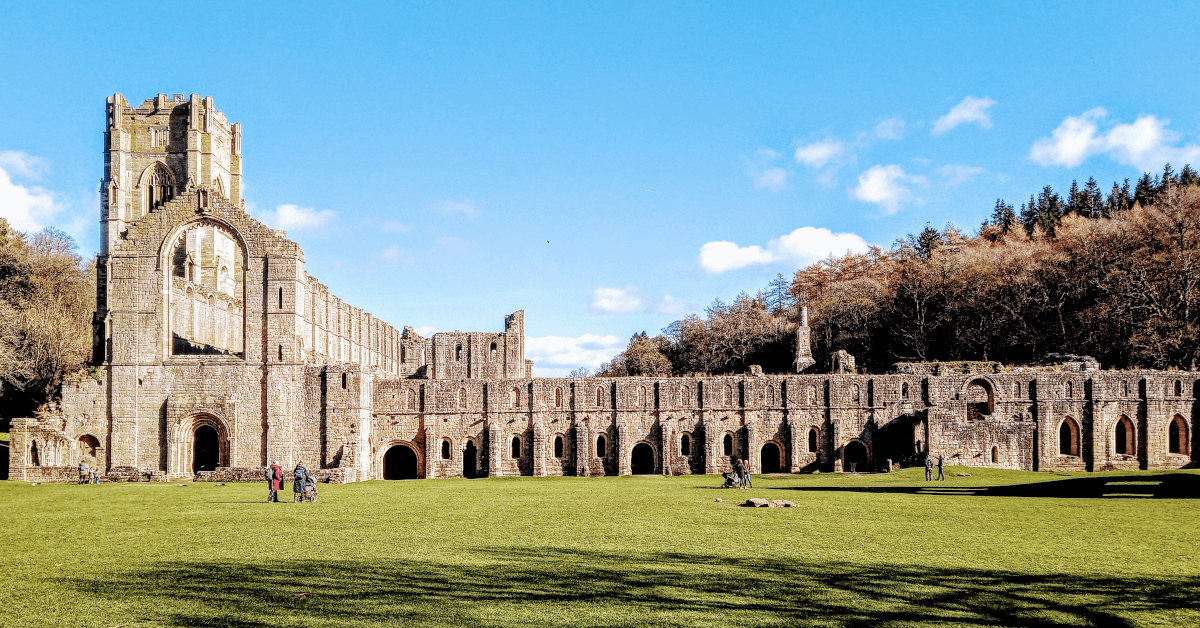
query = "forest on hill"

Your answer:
(598, 164), (1200, 376)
